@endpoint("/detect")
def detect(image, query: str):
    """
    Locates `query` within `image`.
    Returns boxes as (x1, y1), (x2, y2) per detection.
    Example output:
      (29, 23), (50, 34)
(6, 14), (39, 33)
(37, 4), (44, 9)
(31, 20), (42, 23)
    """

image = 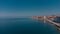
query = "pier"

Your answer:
(32, 16), (60, 30)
